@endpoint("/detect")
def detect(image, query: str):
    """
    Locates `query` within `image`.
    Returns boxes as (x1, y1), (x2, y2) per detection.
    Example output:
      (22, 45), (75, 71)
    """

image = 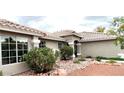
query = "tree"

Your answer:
(107, 28), (117, 35)
(95, 26), (105, 33)
(107, 16), (124, 49)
